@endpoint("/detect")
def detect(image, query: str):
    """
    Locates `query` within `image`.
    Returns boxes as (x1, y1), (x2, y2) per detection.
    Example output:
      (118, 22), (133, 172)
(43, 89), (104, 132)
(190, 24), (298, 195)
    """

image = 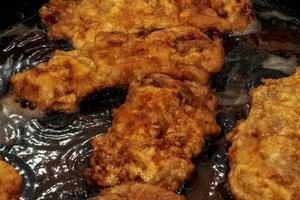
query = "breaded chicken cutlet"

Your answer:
(0, 160), (22, 200)
(40, 0), (254, 47)
(91, 183), (185, 200)
(228, 68), (300, 200)
(11, 26), (224, 112)
(85, 74), (219, 190)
